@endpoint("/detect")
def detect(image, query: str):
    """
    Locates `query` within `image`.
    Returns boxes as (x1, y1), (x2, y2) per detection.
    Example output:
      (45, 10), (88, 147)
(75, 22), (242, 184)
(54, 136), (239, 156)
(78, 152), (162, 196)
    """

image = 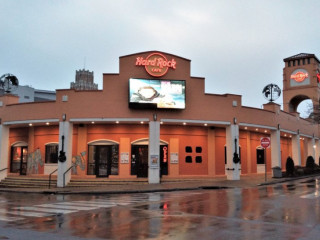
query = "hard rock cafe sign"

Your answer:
(135, 53), (176, 77)
(290, 70), (309, 82)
